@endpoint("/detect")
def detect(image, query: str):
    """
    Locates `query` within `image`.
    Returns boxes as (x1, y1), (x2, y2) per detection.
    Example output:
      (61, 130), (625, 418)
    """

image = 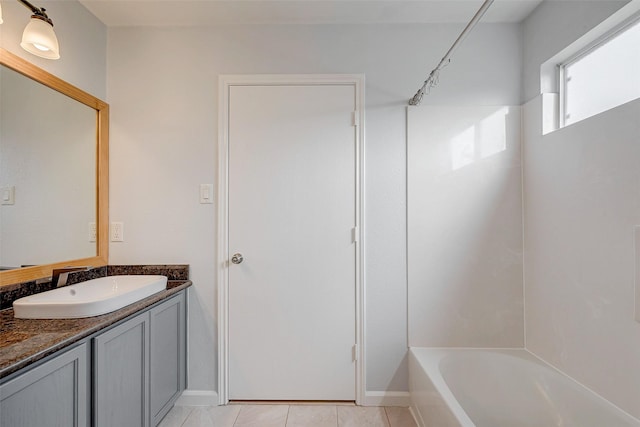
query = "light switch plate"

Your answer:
(200, 184), (214, 204)
(1, 186), (15, 205)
